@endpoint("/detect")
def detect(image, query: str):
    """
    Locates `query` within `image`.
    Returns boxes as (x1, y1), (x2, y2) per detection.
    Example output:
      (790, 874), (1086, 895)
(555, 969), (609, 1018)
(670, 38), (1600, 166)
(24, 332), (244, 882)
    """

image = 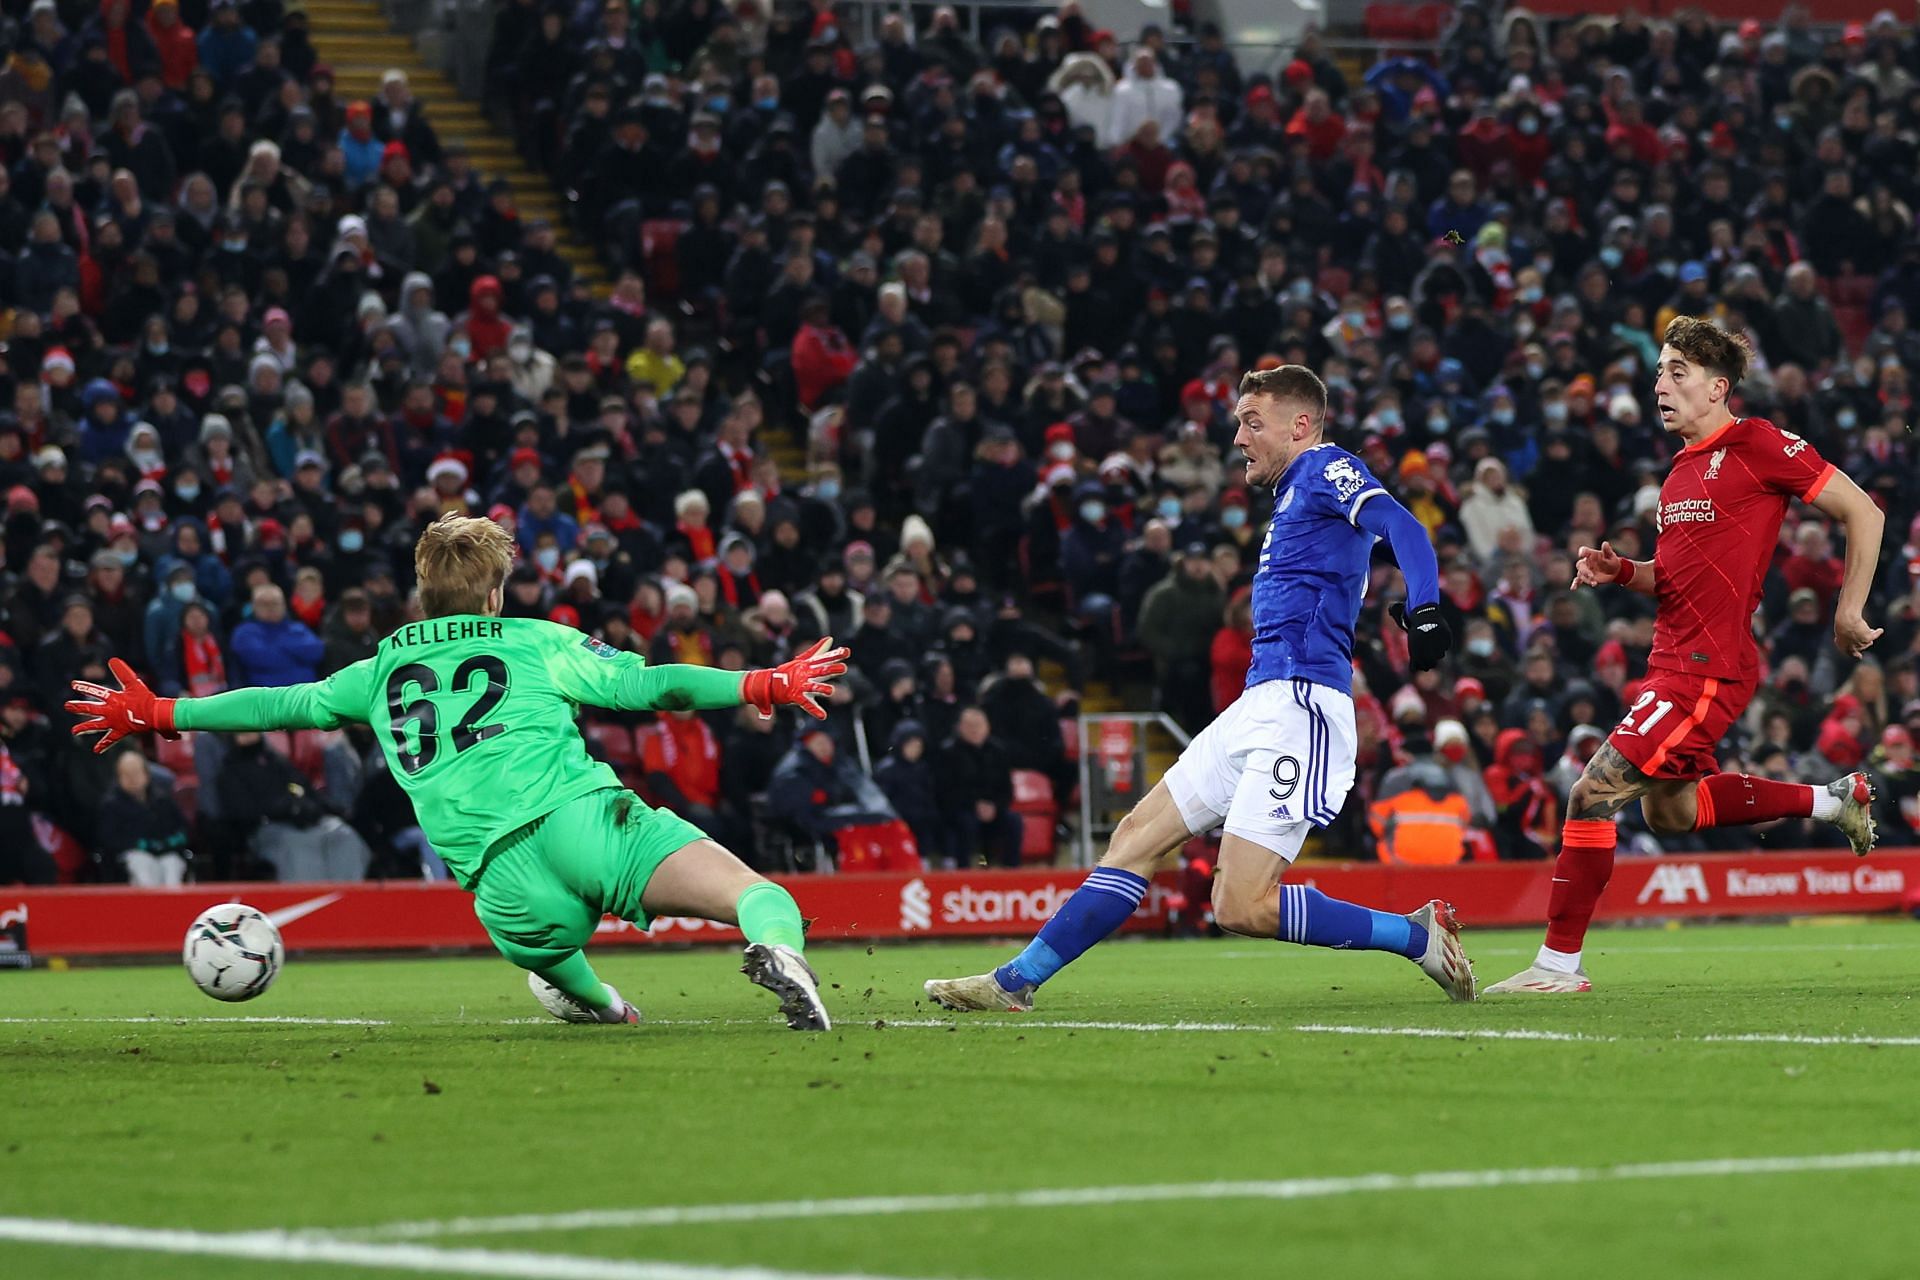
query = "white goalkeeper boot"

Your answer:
(923, 971), (1035, 1012)
(1828, 772), (1879, 857)
(1408, 899), (1476, 1002)
(528, 972), (642, 1024)
(741, 942), (832, 1030)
